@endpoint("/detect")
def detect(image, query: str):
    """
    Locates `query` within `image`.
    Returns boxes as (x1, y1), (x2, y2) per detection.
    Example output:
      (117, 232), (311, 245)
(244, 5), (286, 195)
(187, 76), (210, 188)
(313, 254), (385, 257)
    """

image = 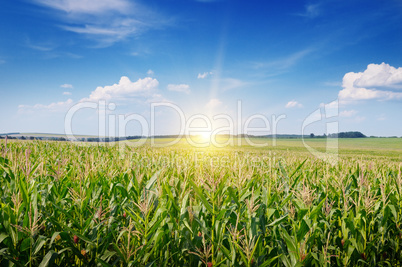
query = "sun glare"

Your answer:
(199, 131), (212, 141)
